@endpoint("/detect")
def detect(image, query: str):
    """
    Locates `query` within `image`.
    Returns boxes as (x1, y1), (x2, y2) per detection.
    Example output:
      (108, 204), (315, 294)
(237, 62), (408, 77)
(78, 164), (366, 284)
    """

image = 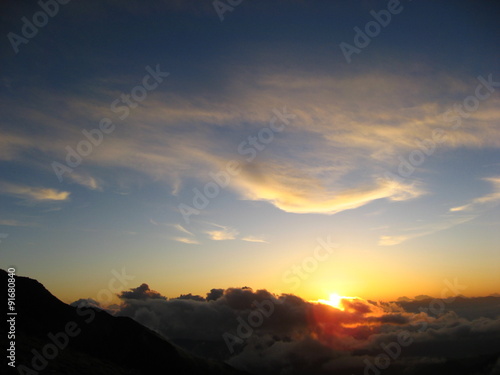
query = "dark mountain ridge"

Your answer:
(0, 269), (247, 375)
